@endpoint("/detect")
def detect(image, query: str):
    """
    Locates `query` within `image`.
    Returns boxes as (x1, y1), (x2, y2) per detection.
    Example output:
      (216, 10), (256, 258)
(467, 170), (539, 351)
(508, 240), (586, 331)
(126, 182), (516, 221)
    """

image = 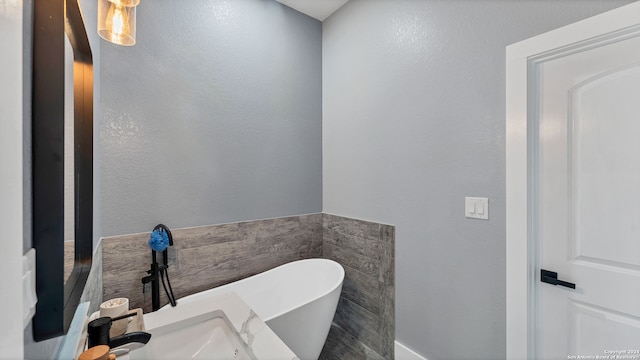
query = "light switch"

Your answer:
(465, 197), (476, 216)
(465, 197), (489, 220)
